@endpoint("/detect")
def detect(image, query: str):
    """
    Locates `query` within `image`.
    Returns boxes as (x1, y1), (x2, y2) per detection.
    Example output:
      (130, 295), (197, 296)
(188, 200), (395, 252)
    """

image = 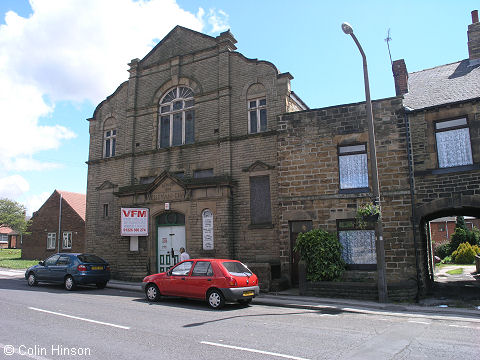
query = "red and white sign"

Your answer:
(121, 208), (149, 236)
